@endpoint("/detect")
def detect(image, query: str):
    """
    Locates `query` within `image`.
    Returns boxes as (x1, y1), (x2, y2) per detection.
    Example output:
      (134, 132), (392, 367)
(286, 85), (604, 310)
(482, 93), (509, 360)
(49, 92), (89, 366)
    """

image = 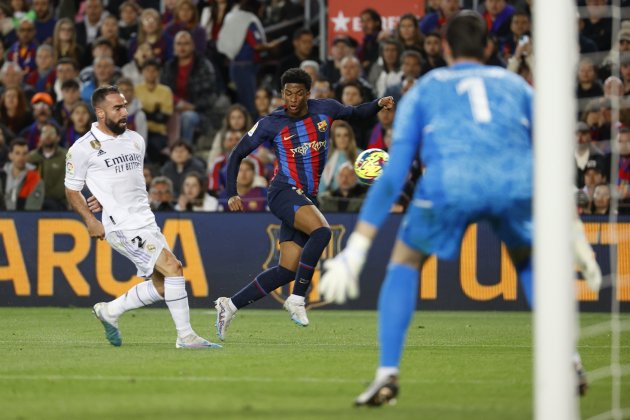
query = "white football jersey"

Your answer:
(64, 122), (156, 234)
